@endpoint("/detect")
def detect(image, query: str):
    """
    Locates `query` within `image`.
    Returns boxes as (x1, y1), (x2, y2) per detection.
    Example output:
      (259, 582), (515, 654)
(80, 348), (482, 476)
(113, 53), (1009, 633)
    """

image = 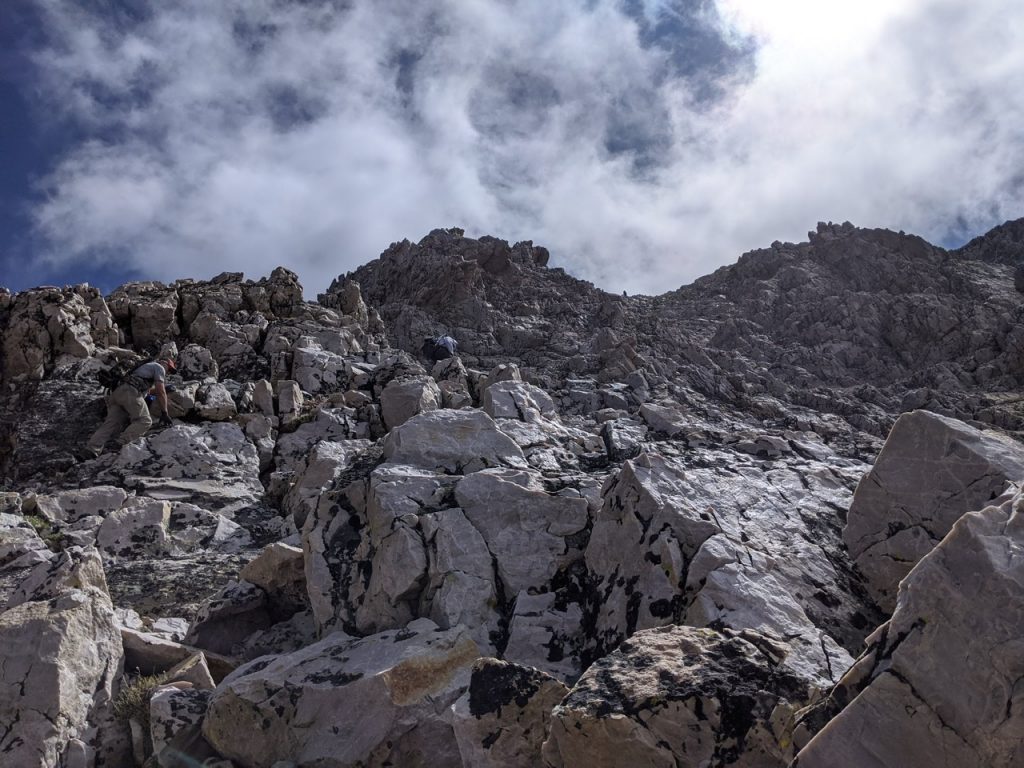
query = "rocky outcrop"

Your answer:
(0, 548), (124, 768)
(844, 409), (1024, 610)
(202, 621), (480, 767)
(451, 658), (568, 768)
(585, 450), (871, 689)
(794, 486), (1024, 768)
(543, 625), (811, 768)
(1, 218), (1023, 767)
